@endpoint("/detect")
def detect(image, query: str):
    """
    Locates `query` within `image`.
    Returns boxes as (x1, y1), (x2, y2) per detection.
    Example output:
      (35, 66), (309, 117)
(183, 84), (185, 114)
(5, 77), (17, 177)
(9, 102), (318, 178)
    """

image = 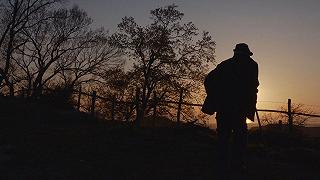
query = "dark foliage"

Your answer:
(39, 86), (75, 110)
